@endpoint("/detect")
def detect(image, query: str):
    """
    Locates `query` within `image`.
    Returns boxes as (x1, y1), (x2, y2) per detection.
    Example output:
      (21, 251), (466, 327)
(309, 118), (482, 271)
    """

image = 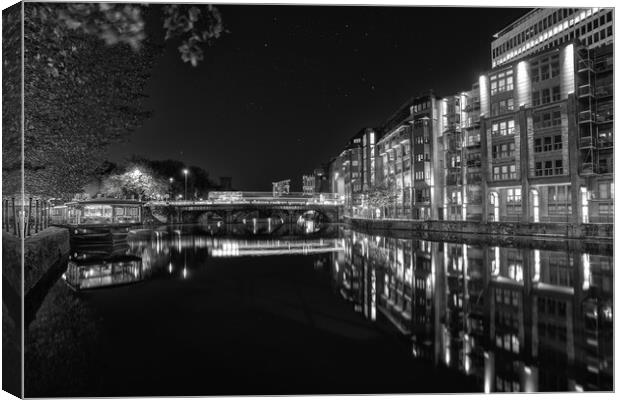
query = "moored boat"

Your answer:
(50, 199), (144, 245)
